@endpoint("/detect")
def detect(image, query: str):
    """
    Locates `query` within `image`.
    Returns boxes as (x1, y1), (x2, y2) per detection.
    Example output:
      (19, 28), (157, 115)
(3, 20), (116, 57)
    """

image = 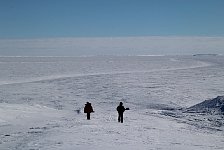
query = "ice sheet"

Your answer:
(0, 55), (224, 149)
